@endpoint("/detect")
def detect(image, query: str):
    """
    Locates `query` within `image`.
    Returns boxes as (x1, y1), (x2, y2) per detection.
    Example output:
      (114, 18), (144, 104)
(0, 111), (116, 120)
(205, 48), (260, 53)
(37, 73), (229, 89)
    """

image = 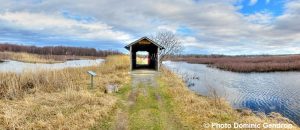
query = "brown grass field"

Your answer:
(0, 55), (130, 129)
(172, 55), (300, 72)
(0, 54), (298, 129)
(0, 51), (99, 63)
